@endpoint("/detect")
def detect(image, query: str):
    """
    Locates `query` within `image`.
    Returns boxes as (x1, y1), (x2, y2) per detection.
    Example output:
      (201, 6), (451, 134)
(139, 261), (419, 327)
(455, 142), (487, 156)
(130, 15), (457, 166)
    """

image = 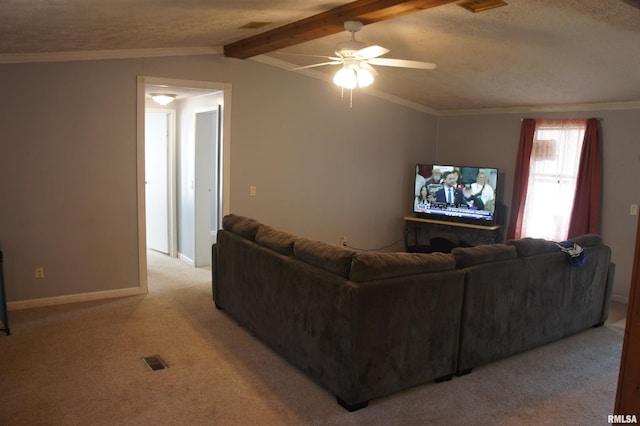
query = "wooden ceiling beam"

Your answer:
(223, 0), (458, 59)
